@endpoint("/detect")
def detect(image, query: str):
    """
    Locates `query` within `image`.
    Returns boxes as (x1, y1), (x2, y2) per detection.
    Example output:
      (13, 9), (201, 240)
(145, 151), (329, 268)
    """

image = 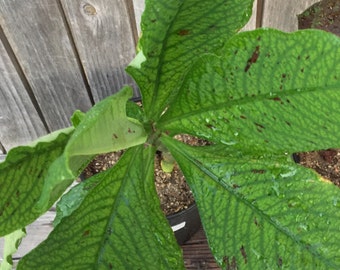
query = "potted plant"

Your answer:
(1, 0), (340, 269)
(81, 147), (202, 245)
